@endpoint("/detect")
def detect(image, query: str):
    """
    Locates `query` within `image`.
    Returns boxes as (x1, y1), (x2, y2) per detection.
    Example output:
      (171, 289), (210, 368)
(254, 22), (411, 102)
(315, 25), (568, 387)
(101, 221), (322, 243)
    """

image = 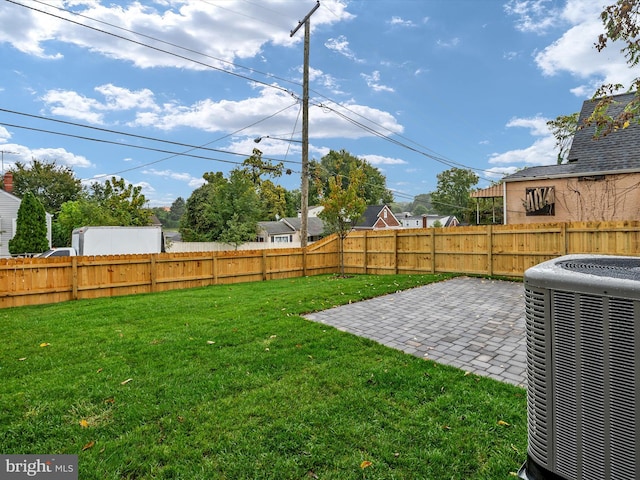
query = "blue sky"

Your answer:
(0, 0), (633, 207)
